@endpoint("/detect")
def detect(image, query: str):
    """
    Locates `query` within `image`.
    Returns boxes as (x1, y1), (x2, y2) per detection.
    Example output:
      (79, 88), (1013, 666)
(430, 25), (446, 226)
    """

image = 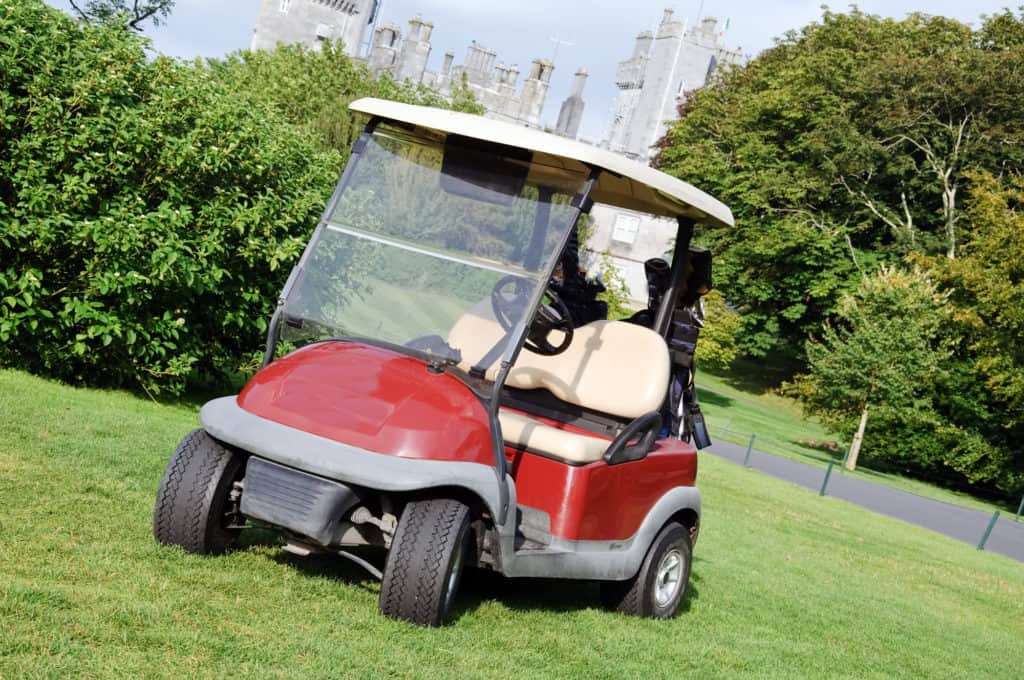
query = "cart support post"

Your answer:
(653, 217), (696, 338)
